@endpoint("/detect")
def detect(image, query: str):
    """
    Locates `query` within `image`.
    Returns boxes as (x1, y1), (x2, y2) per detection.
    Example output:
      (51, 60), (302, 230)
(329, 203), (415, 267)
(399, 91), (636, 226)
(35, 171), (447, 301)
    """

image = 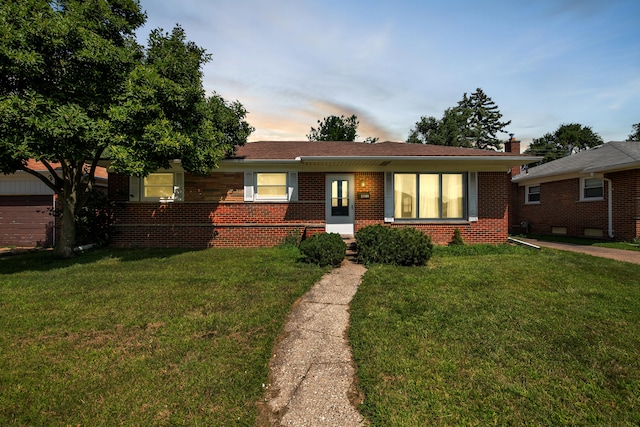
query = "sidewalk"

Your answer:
(516, 238), (640, 265)
(259, 260), (367, 426)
